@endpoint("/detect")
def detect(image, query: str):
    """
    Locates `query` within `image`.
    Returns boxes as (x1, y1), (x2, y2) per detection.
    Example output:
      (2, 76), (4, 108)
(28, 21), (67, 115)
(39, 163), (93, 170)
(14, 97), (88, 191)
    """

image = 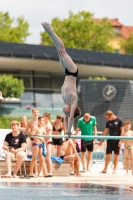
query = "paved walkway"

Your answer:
(0, 162), (133, 190)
